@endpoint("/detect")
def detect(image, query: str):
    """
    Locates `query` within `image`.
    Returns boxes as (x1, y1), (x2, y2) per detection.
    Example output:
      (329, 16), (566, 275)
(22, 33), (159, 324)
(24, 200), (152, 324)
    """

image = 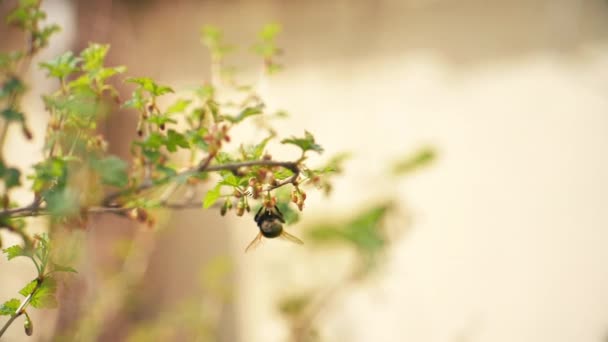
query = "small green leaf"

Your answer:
(203, 184), (221, 209)
(281, 131), (324, 154)
(166, 99), (191, 114)
(1, 108), (25, 122)
(3, 245), (25, 260)
(258, 23), (282, 41)
(80, 43), (109, 71)
(4, 167), (21, 189)
(392, 147), (436, 175)
(39, 51), (80, 79)
(224, 104), (264, 123)
(30, 278), (57, 309)
(51, 263), (77, 274)
(19, 280), (38, 297)
(165, 129), (189, 152)
(126, 77), (173, 97)
(0, 298), (20, 316)
(219, 173), (239, 187)
(91, 156), (128, 187)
